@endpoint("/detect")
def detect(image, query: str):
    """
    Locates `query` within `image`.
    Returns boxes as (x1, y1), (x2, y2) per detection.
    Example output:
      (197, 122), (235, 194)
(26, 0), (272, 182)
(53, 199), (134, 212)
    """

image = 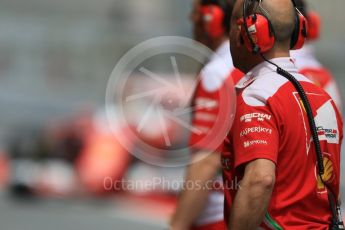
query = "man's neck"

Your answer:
(209, 36), (228, 51)
(243, 50), (290, 73)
